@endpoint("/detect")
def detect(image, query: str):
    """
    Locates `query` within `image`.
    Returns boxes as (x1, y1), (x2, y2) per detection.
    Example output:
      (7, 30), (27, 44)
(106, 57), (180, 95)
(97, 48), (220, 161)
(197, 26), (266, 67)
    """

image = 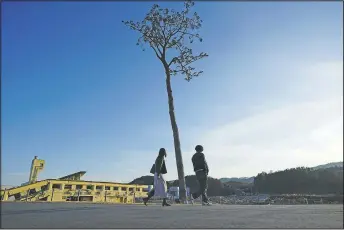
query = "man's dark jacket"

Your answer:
(191, 152), (209, 174)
